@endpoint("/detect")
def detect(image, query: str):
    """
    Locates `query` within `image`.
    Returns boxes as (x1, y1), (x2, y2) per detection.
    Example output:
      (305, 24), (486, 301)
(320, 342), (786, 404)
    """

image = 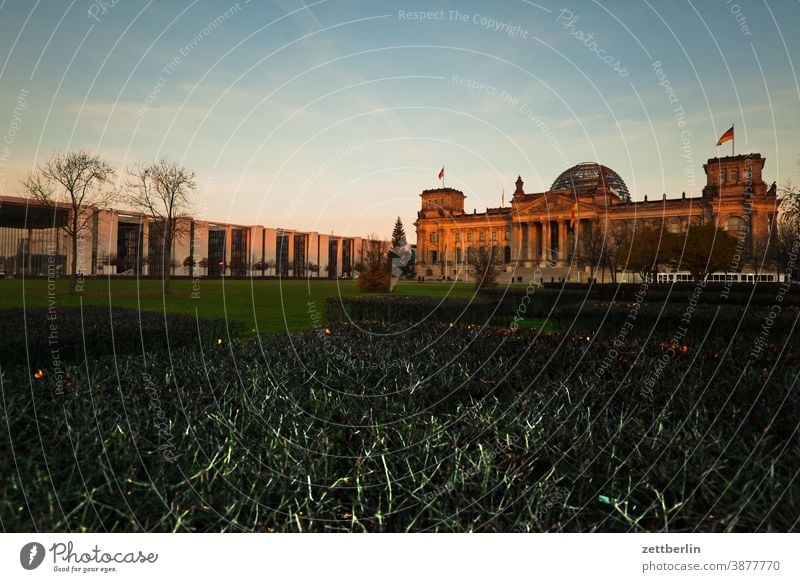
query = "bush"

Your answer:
(326, 295), (510, 325)
(479, 286), (596, 316)
(554, 282), (800, 306)
(356, 267), (391, 292)
(553, 301), (798, 342)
